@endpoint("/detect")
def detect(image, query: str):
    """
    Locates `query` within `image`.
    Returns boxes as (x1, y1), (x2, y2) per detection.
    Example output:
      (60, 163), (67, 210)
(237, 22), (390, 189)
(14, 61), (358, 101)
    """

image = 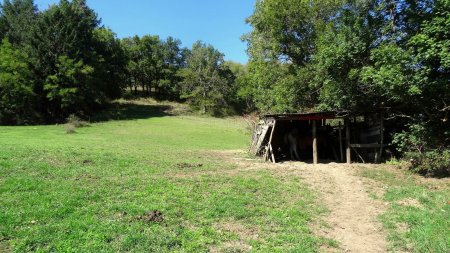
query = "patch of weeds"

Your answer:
(358, 166), (450, 253)
(135, 210), (165, 224)
(176, 162), (203, 169)
(67, 114), (90, 128)
(408, 150), (450, 177)
(82, 159), (93, 165)
(386, 157), (410, 167)
(65, 123), (76, 134)
(65, 114), (90, 134)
